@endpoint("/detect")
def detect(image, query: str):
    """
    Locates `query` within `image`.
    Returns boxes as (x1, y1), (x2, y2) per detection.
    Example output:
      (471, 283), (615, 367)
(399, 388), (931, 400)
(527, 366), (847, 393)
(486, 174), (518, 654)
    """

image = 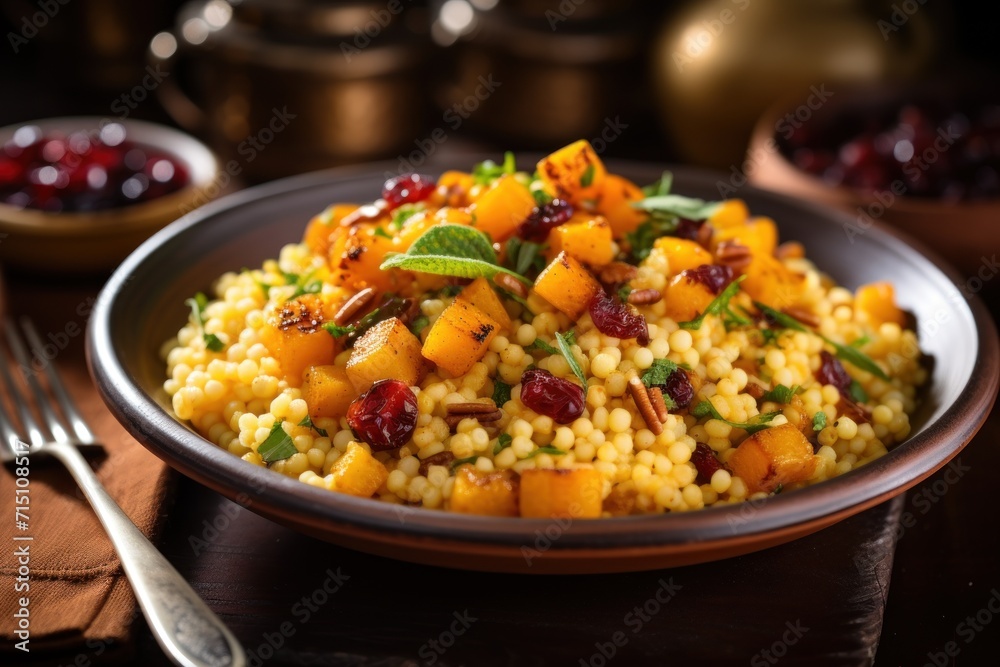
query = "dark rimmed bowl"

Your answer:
(86, 157), (999, 574)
